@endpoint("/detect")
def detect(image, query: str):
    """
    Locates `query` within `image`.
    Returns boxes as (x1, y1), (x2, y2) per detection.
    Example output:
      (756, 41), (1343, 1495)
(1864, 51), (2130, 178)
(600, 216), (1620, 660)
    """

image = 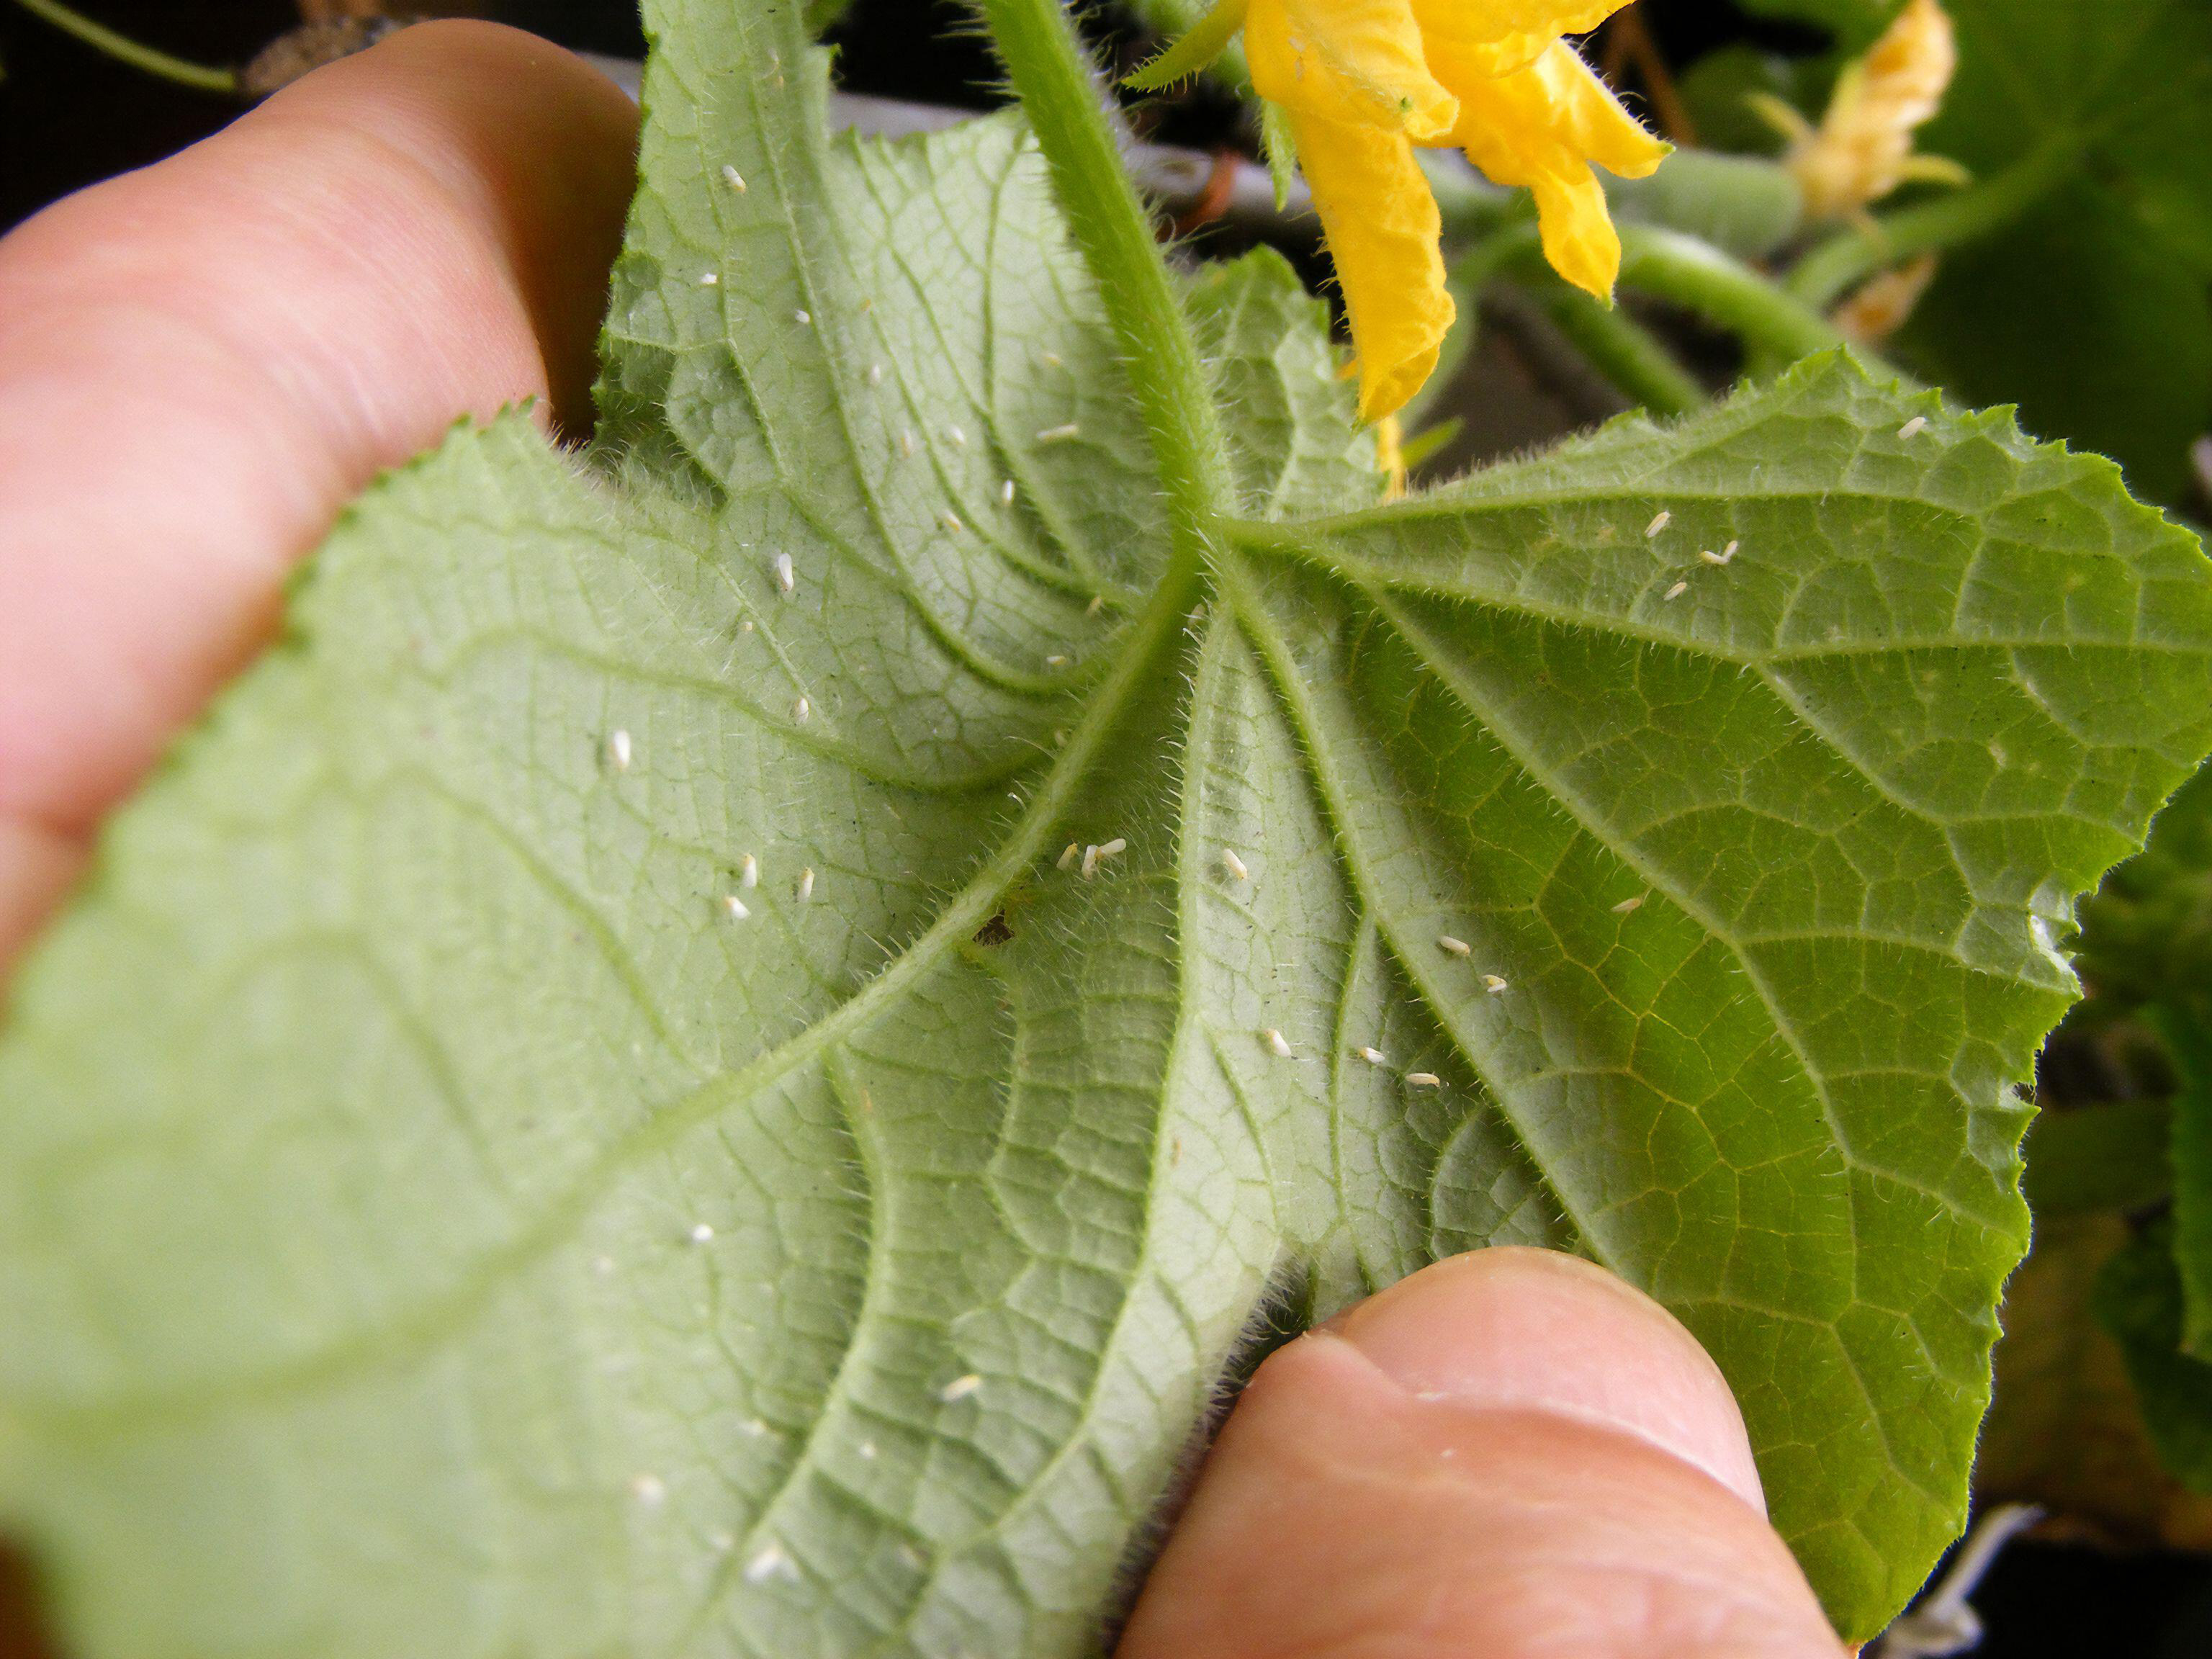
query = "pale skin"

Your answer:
(0, 24), (1851, 1656)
